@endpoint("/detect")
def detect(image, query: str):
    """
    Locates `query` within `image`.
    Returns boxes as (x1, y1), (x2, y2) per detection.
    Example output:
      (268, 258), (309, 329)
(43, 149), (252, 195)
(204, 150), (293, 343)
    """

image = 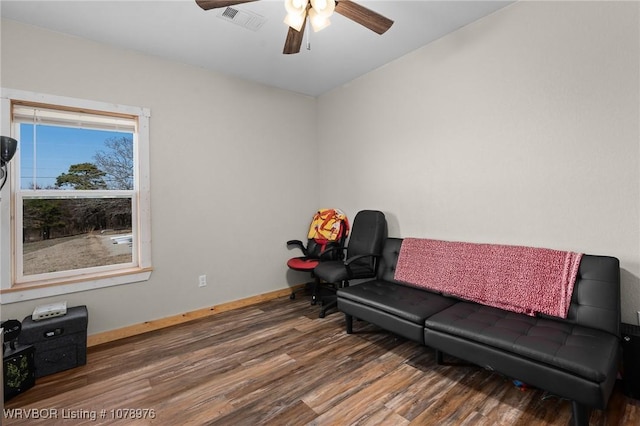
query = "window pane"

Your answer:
(22, 198), (133, 276)
(20, 124), (134, 190)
